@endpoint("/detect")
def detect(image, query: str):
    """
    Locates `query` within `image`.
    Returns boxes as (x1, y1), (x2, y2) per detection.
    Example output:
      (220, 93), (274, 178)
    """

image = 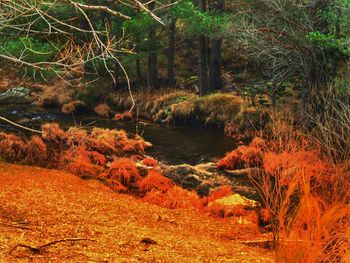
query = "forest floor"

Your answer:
(0, 161), (273, 262)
